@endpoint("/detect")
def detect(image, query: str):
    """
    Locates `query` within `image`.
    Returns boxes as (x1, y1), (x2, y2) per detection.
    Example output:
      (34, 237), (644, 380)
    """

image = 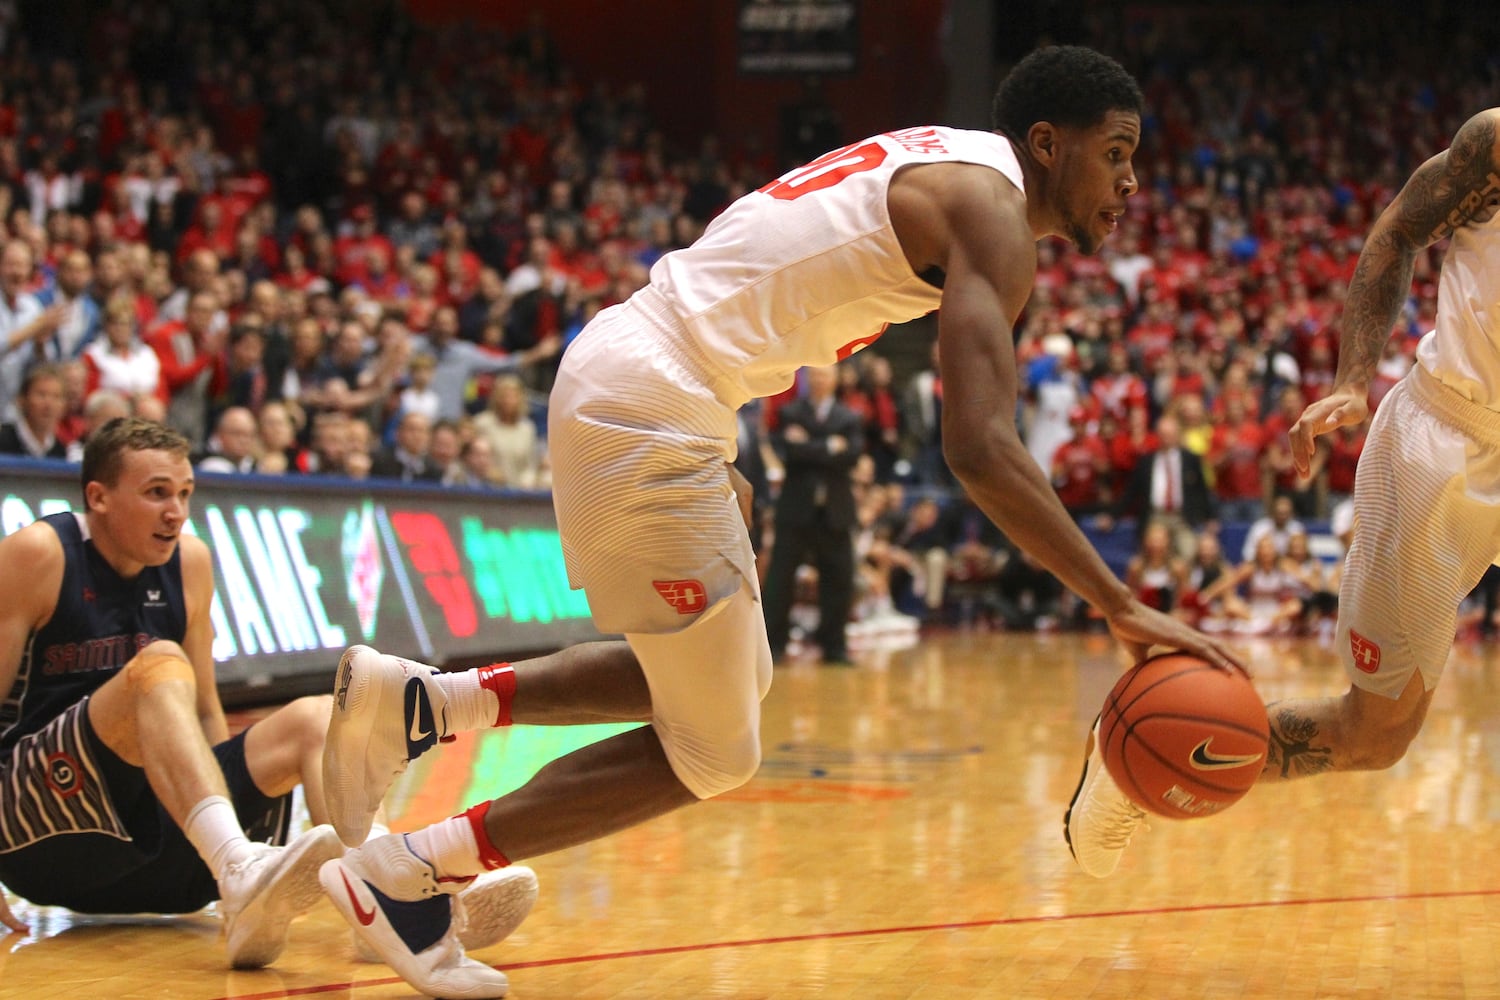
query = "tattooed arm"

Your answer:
(1290, 109), (1500, 472)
